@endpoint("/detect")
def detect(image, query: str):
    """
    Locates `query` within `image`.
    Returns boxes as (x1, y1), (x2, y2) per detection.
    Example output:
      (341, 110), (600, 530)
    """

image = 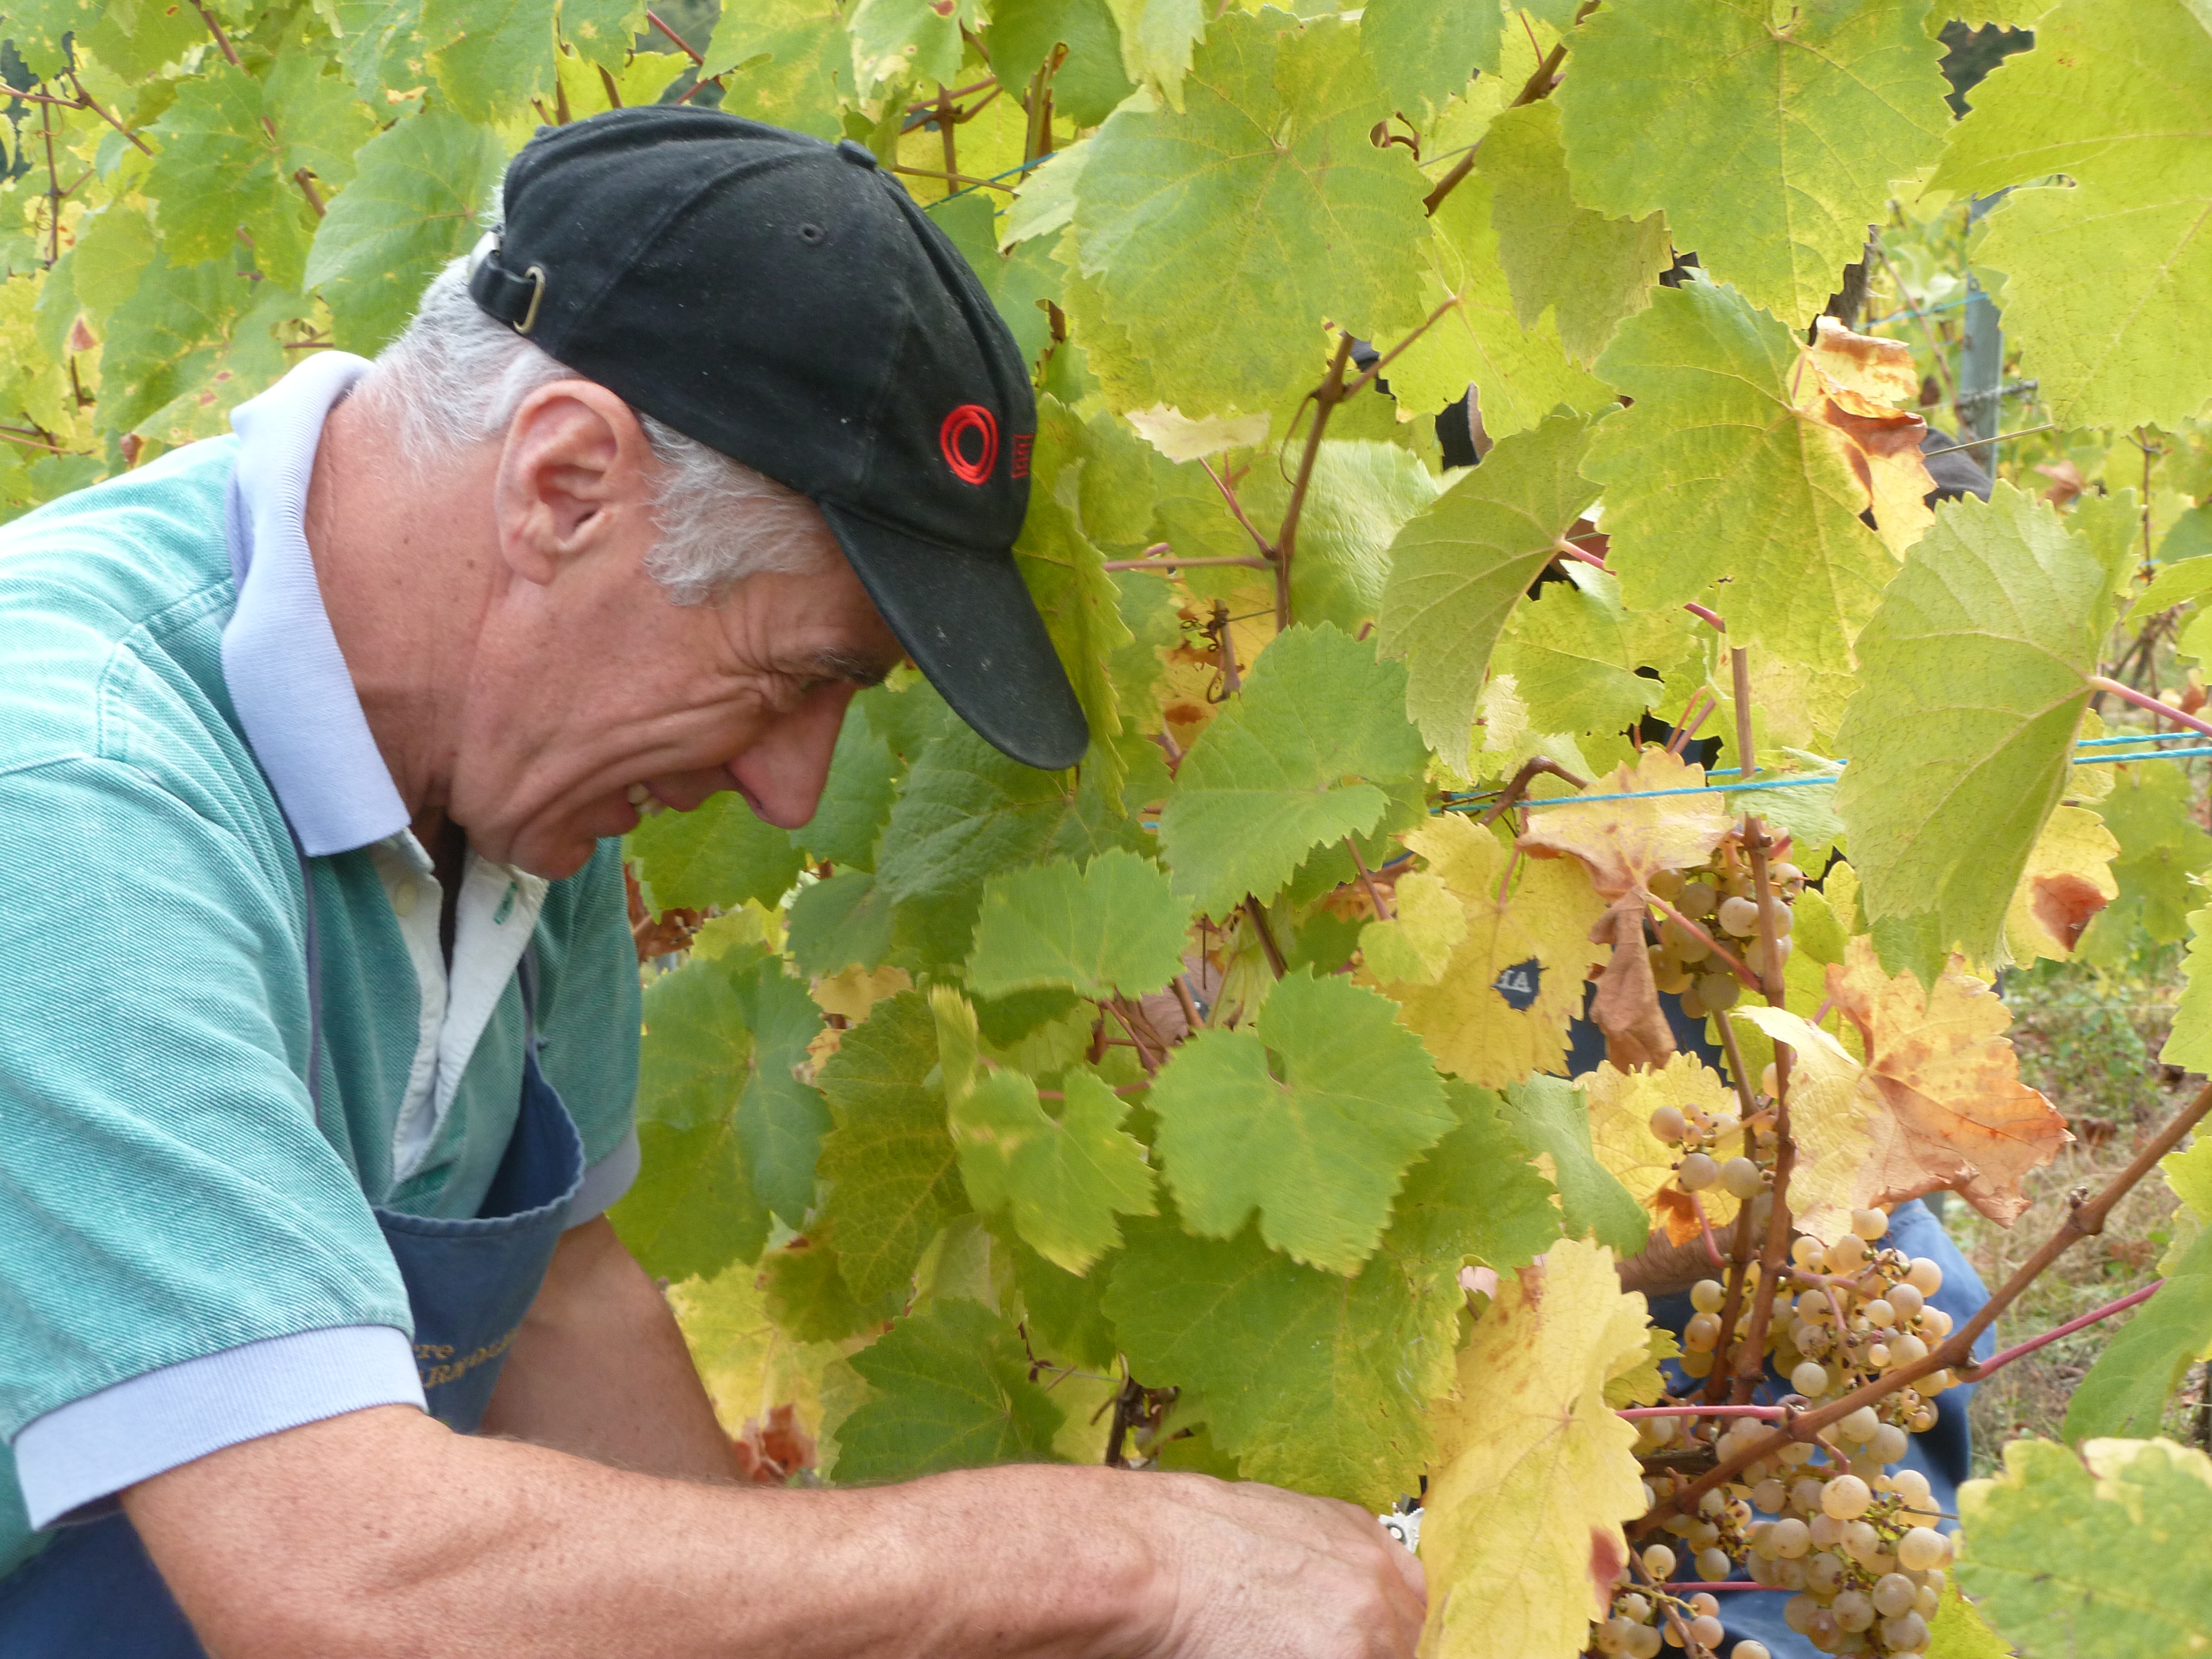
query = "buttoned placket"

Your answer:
(369, 835), (550, 1185)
